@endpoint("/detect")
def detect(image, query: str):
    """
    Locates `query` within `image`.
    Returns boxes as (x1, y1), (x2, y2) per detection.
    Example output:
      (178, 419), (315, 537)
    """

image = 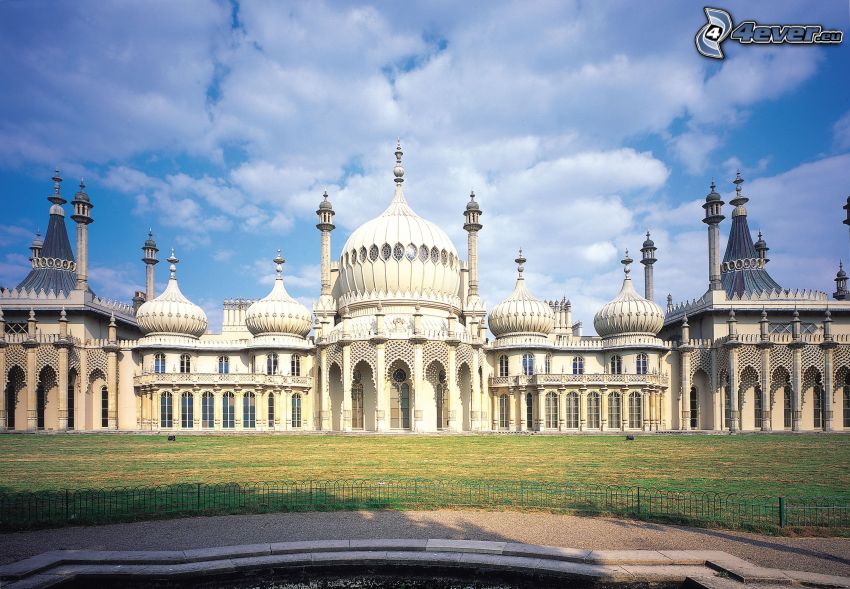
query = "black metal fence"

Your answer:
(0, 480), (847, 531)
